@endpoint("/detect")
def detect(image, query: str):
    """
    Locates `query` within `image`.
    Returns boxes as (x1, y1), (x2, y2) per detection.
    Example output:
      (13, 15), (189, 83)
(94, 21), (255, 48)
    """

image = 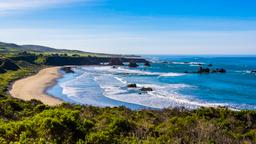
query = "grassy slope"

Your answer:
(0, 54), (256, 143)
(0, 41), (139, 58)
